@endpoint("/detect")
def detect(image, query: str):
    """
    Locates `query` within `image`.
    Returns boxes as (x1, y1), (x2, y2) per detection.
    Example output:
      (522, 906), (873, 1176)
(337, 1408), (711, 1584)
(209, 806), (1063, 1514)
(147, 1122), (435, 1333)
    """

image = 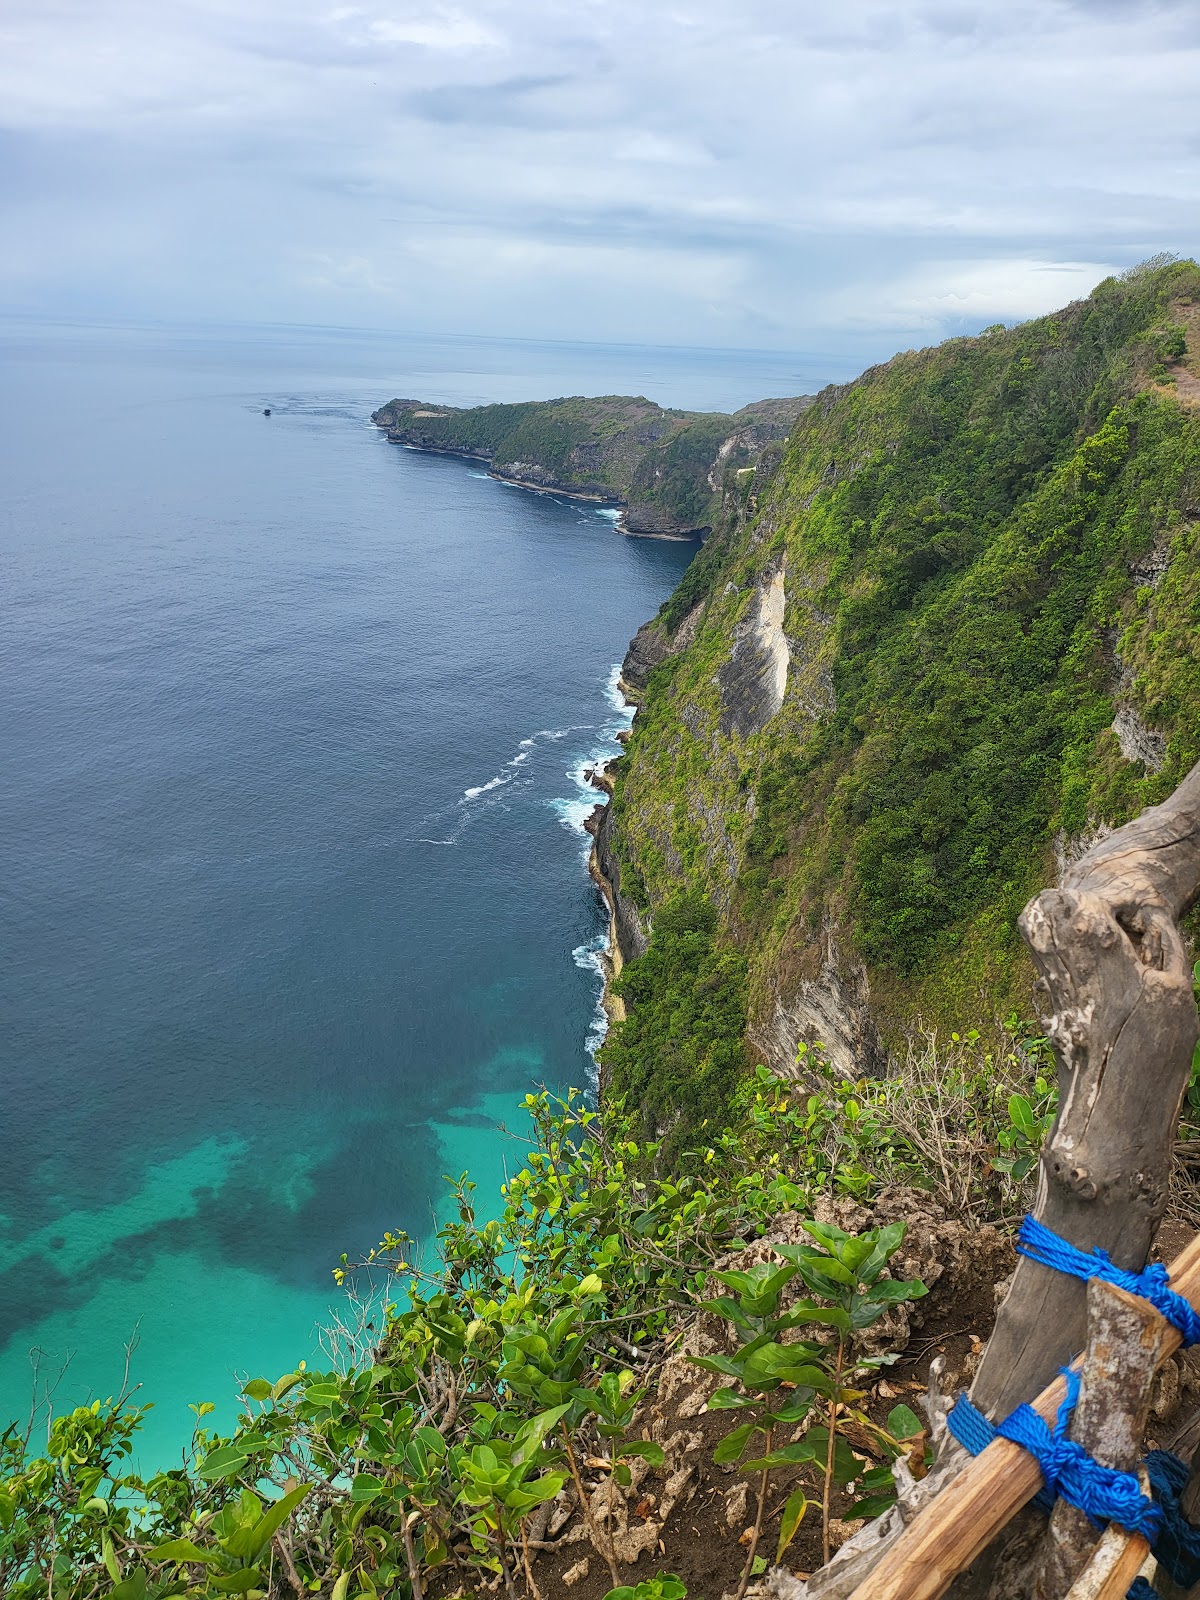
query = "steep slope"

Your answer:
(372, 393), (810, 535)
(599, 258), (1200, 1137)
